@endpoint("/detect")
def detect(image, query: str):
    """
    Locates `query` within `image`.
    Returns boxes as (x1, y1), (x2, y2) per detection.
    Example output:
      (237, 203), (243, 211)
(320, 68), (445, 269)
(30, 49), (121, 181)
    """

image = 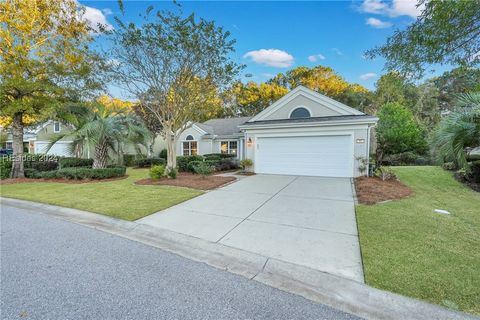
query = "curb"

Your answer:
(1, 197), (477, 320)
